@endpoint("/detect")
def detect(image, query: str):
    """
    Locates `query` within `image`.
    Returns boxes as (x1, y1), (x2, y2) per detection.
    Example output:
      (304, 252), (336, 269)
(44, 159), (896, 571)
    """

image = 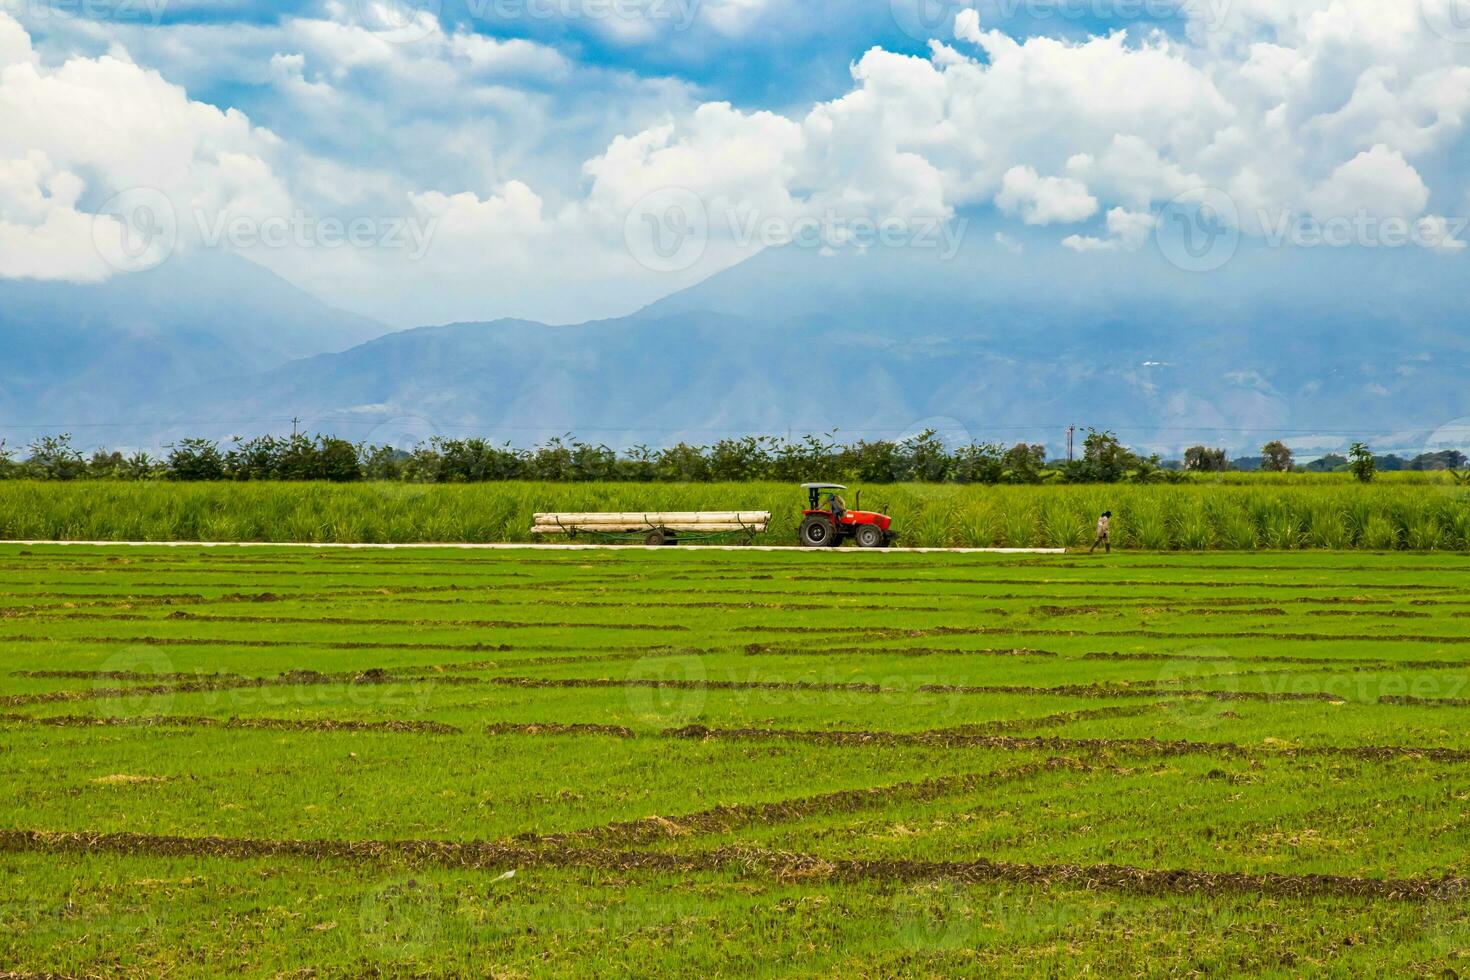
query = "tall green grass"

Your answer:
(1, 480), (1468, 550)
